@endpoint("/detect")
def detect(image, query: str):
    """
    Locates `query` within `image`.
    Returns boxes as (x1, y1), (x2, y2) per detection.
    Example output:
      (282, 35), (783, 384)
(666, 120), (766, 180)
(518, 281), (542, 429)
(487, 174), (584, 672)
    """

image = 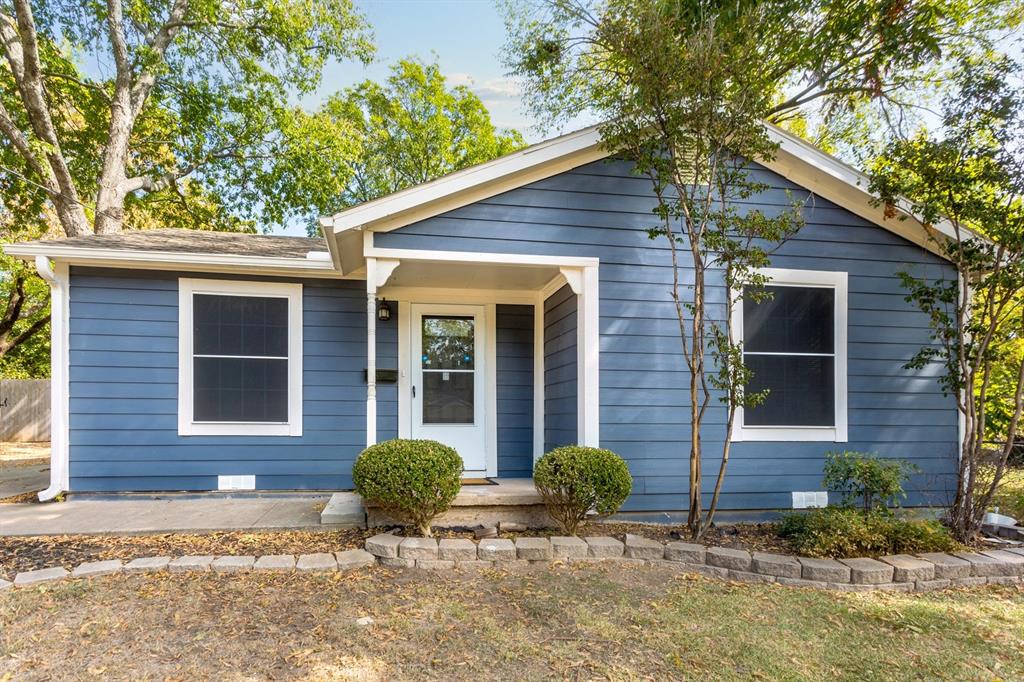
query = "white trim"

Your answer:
(533, 292), (545, 462)
(485, 302), (498, 476)
(35, 257), (69, 501)
(365, 258), (378, 446)
(177, 278), (303, 437)
(373, 258), (401, 288)
(539, 273), (568, 300)
(3, 243), (341, 278)
(379, 286), (539, 306)
(365, 245), (599, 269)
(579, 264), (601, 446)
(560, 267), (583, 295)
(401, 303), (496, 476)
(732, 268), (848, 443)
